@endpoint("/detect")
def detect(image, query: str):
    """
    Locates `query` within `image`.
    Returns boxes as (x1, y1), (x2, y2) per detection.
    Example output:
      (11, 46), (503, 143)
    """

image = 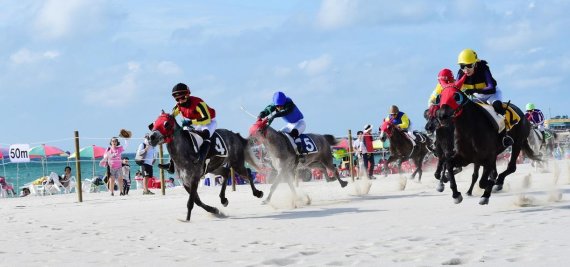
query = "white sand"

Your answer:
(2, 160), (570, 266)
